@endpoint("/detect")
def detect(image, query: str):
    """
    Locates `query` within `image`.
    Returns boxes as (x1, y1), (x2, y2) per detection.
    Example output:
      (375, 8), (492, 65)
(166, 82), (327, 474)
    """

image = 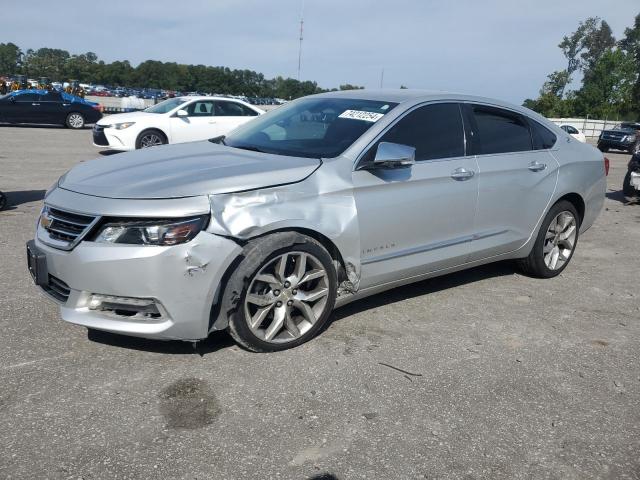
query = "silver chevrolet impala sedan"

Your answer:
(28, 90), (606, 352)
